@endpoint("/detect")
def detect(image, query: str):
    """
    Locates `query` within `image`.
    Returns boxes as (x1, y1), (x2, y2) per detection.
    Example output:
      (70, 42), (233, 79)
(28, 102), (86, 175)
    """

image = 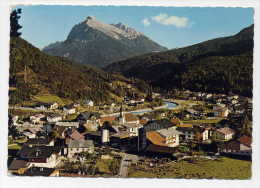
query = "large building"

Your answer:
(146, 127), (181, 147)
(138, 119), (174, 151)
